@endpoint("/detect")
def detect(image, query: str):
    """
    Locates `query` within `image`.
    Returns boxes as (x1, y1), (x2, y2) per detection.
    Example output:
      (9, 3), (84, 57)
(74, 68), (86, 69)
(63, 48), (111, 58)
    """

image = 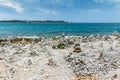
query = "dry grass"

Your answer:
(0, 38), (41, 44)
(70, 74), (98, 80)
